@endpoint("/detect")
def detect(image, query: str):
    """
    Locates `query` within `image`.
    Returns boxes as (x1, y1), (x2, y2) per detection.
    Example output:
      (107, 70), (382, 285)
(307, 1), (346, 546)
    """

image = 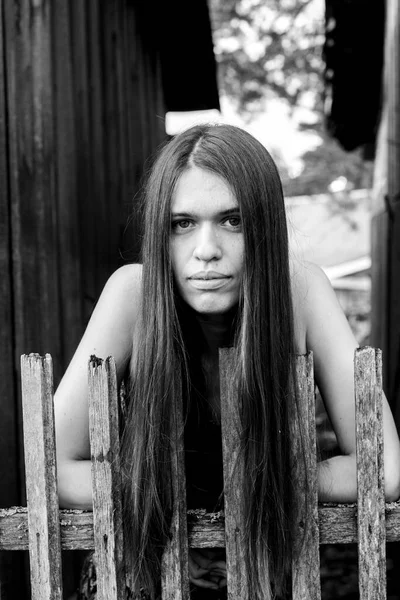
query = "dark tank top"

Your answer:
(184, 393), (224, 512)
